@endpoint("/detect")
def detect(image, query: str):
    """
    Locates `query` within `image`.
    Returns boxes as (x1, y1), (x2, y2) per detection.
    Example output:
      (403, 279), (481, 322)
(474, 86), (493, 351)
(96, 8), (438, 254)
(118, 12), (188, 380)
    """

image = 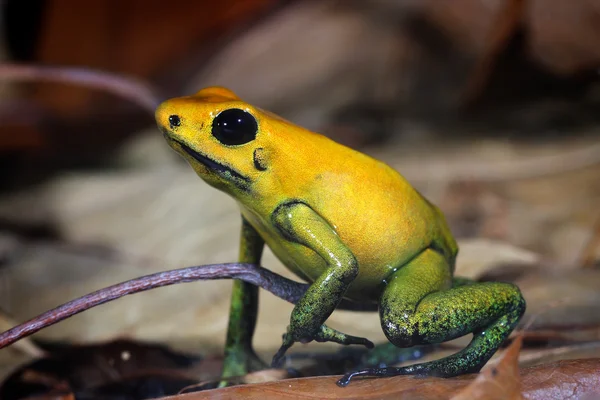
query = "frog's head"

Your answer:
(156, 87), (276, 196)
